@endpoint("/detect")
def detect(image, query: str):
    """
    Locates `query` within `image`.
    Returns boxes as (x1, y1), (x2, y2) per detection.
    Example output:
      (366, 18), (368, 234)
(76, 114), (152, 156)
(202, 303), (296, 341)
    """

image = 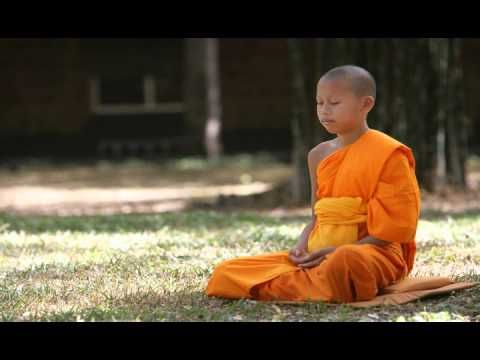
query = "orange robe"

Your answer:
(206, 129), (421, 303)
